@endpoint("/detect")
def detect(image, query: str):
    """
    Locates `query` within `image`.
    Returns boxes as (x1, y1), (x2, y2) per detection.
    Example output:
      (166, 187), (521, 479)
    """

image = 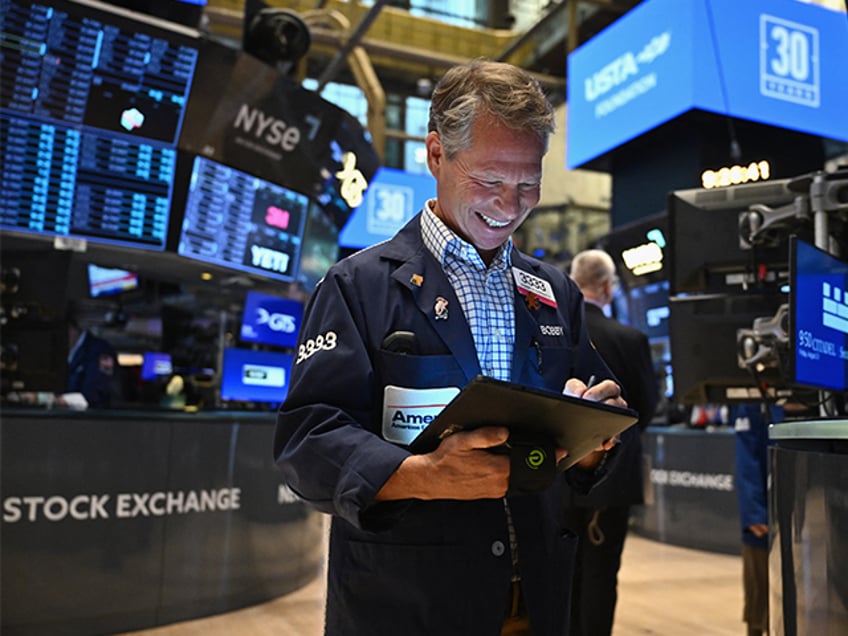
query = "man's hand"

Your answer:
(376, 426), (511, 501)
(560, 377), (626, 468)
(563, 377), (627, 407)
(748, 523), (768, 538)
